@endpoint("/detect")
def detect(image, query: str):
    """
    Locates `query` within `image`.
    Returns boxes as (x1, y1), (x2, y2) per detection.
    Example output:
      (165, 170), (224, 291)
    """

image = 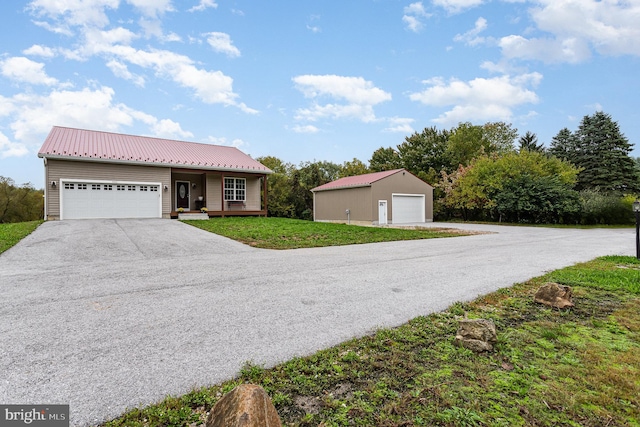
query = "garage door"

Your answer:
(61, 181), (162, 219)
(392, 194), (425, 224)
